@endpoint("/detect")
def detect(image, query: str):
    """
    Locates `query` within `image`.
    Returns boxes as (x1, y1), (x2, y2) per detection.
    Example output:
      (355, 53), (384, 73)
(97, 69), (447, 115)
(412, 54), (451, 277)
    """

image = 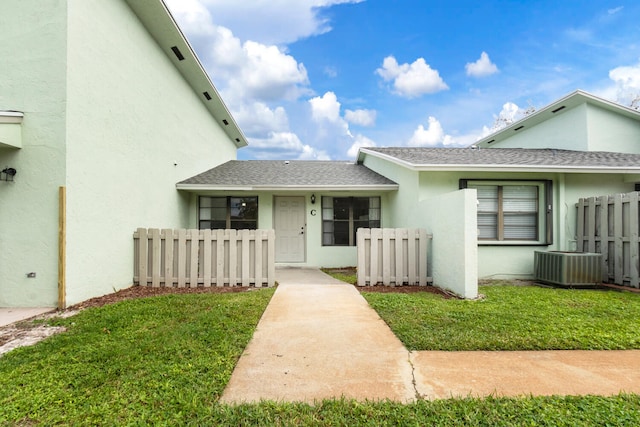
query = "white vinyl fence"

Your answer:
(576, 191), (640, 288)
(133, 228), (275, 287)
(356, 228), (432, 286)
